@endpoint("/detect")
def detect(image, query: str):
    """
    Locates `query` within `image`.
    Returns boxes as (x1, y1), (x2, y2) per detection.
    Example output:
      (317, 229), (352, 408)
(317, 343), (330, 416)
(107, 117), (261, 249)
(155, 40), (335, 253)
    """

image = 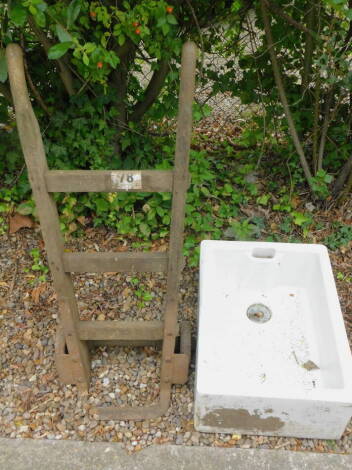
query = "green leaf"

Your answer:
(9, 2), (28, 26)
(67, 0), (81, 28)
(166, 14), (177, 25)
(139, 223), (151, 237)
(33, 9), (46, 27)
(0, 50), (8, 83)
(161, 23), (170, 35)
(232, 0), (242, 13)
(257, 194), (270, 206)
(37, 3), (48, 13)
(292, 211), (311, 227)
(17, 201), (35, 215)
(95, 198), (109, 212)
(48, 42), (73, 60)
(56, 24), (73, 43)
